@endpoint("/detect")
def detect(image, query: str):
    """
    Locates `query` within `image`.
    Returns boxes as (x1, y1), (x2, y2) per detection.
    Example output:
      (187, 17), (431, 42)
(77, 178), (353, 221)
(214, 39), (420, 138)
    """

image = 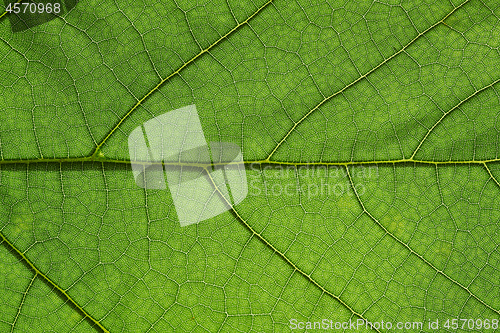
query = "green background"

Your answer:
(1, 0), (500, 332)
